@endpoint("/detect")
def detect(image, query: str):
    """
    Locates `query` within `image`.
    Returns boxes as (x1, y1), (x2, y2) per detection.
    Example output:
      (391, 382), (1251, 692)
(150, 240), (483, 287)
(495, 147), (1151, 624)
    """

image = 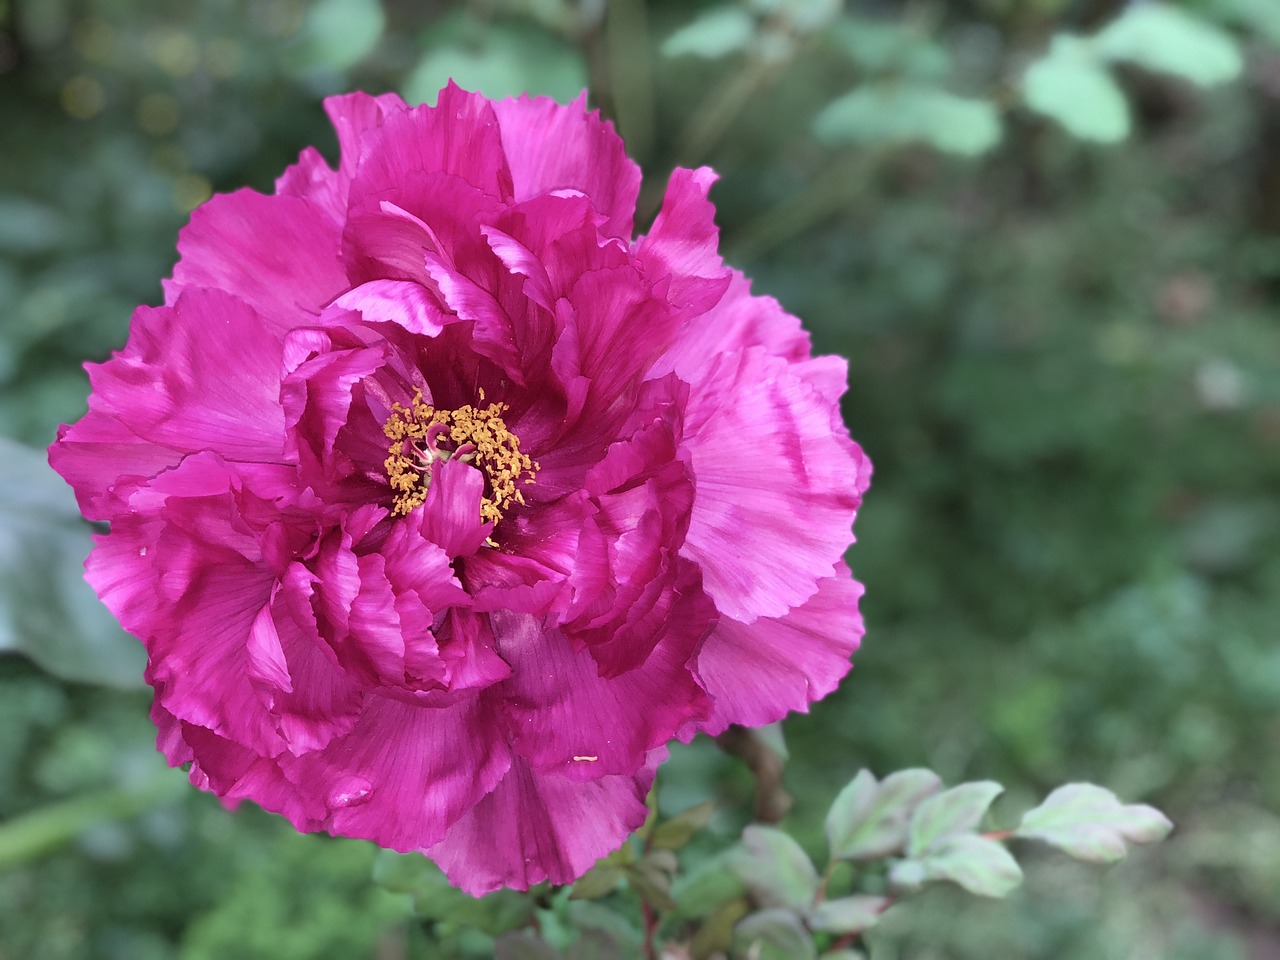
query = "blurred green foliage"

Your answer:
(2, 0), (1279, 957)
